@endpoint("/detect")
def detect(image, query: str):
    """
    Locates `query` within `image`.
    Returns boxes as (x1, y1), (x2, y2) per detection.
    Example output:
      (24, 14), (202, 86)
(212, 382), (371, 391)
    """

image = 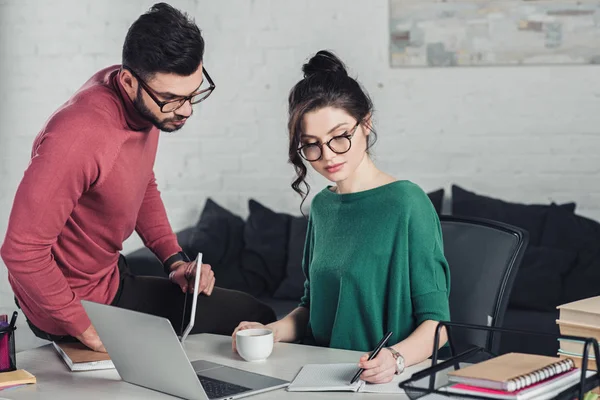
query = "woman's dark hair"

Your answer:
(287, 50), (376, 207)
(122, 3), (204, 80)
